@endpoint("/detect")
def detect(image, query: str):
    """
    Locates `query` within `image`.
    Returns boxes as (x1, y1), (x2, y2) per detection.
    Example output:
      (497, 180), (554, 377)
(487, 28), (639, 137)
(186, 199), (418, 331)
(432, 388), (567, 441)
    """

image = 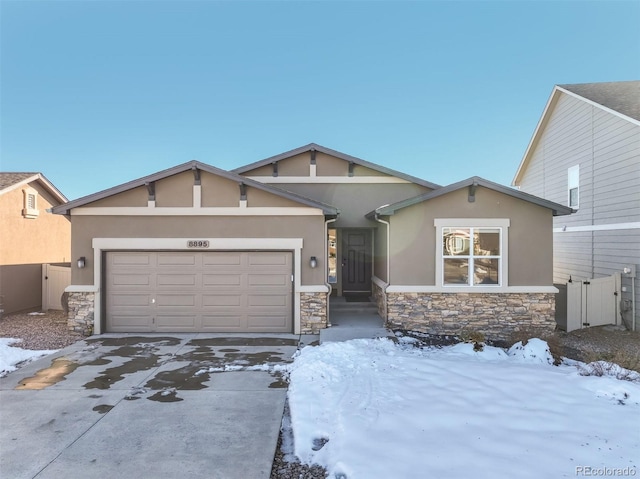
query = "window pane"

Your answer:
(443, 228), (470, 256)
(473, 258), (499, 285)
(328, 228), (337, 283)
(474, 229), (500, 256)
(569, 187), (578, 207)
(444, 258), (469, 284)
